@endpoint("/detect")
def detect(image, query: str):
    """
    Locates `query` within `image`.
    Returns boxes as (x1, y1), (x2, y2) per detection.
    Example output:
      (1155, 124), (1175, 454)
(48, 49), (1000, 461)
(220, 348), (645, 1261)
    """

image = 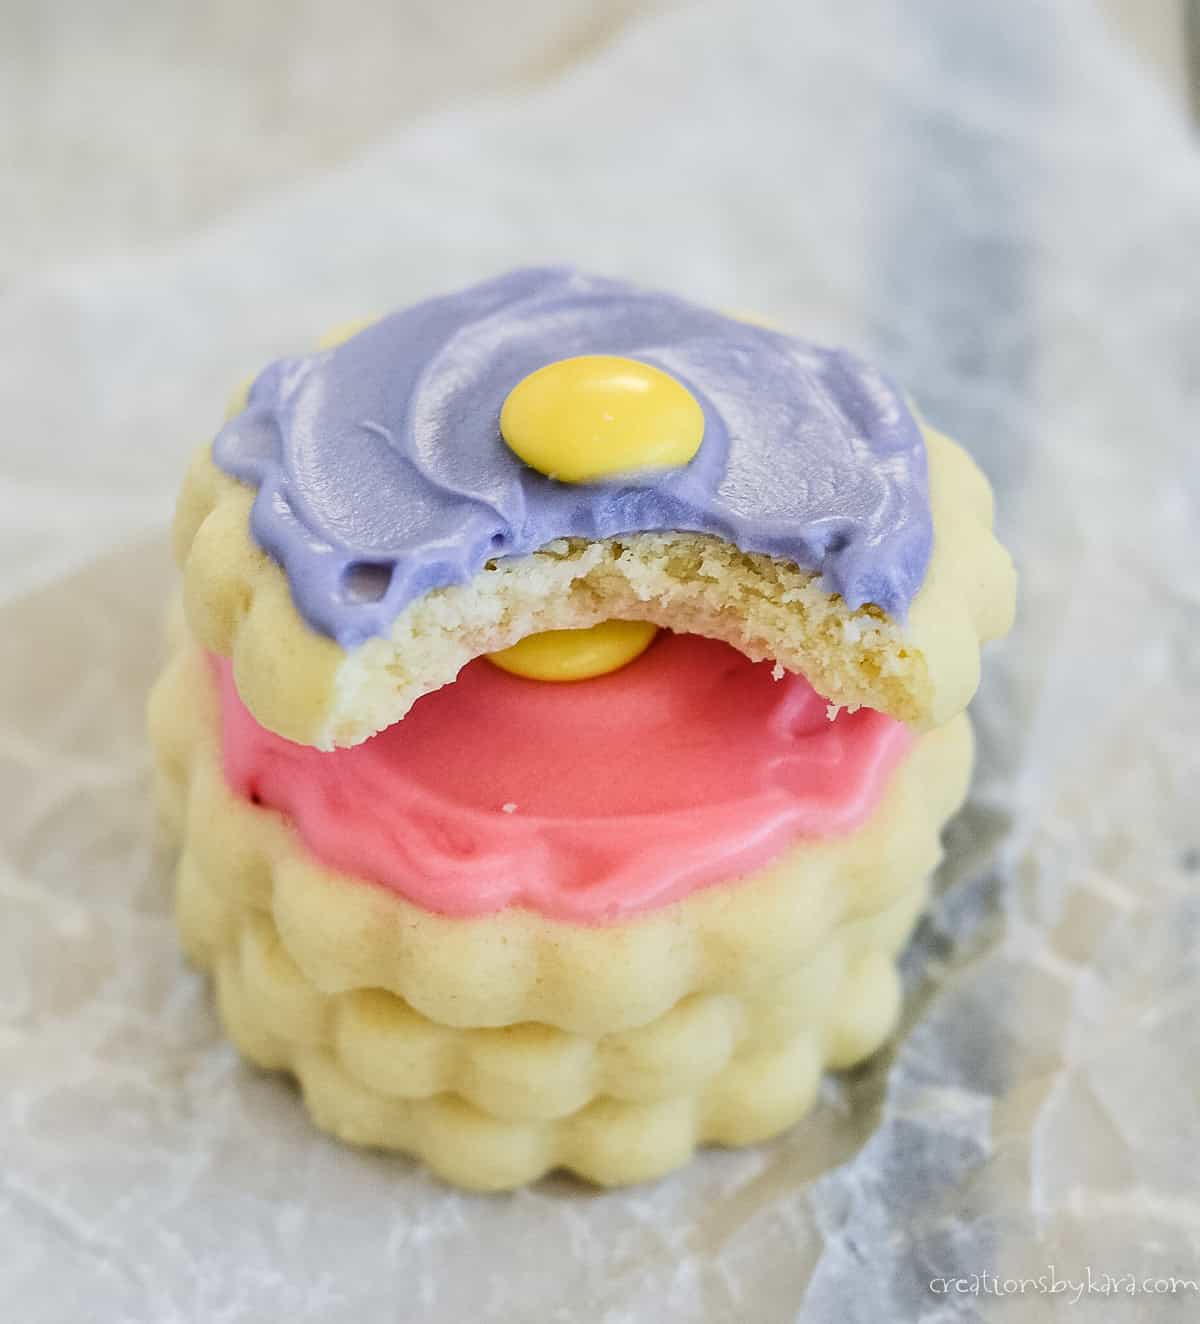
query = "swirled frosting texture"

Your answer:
(214, 267), (931, 647)
(214, 633), (913, 922)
